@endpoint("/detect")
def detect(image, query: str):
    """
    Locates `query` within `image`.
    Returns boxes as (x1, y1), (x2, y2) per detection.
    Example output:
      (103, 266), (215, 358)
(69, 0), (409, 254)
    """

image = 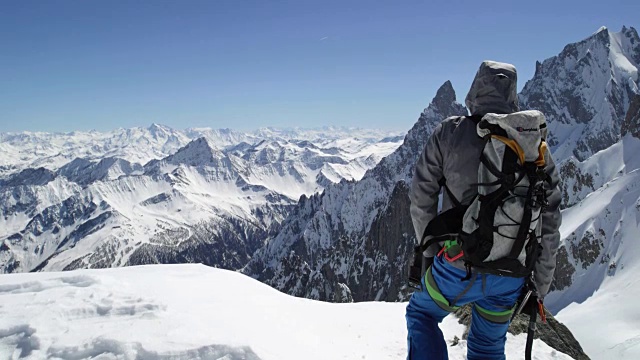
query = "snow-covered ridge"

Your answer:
(0, 124), (404, 177)
(520, 26), (640, 161)
(0, 125), (403, 274)
(549, 161), (640, 360)
(0, 264), (573, 360)
(558, 135), (640, 207)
